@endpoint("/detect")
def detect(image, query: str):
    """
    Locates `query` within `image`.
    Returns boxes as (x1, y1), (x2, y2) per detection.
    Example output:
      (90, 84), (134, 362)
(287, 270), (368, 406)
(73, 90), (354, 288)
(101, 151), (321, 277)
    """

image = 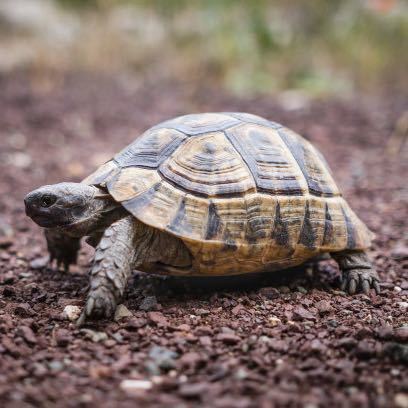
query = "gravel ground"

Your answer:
(0, 73), (407, 408)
